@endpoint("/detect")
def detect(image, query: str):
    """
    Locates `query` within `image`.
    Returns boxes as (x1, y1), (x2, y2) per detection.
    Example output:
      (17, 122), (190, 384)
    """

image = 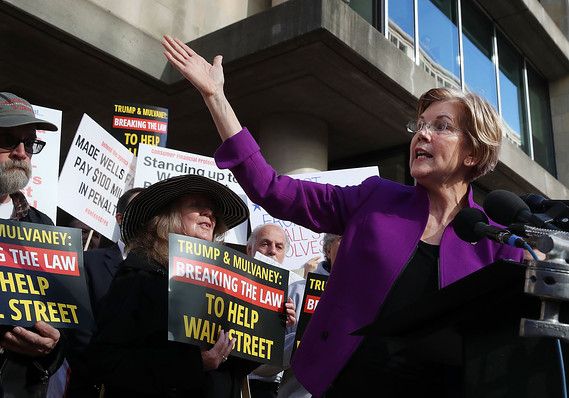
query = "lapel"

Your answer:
(103, 243), (123, 278)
